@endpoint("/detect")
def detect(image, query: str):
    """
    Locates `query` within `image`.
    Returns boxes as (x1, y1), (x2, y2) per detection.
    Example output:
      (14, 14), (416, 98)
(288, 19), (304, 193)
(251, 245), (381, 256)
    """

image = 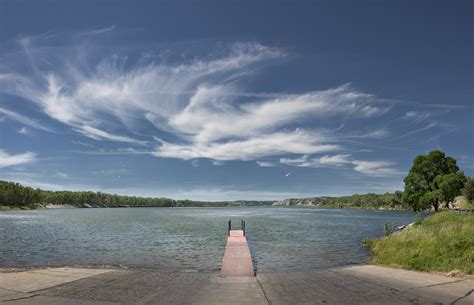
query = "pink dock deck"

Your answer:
(220, 229), (255, 277)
